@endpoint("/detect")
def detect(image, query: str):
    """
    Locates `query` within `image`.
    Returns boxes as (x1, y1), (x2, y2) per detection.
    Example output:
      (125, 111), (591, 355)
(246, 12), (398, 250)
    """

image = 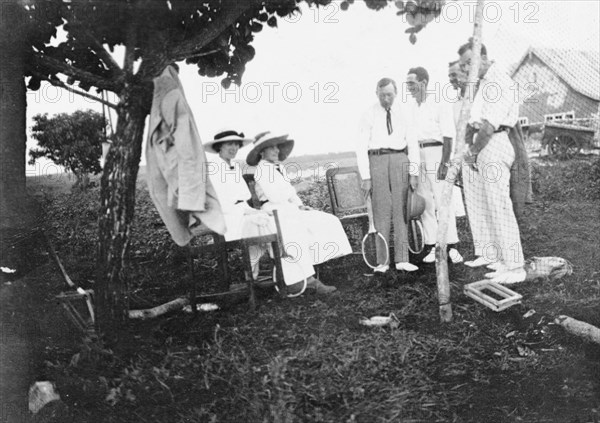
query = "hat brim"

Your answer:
(246, 136), (295, 166)
(405, 188), (426, 223)
(204, 137), (253, 154)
